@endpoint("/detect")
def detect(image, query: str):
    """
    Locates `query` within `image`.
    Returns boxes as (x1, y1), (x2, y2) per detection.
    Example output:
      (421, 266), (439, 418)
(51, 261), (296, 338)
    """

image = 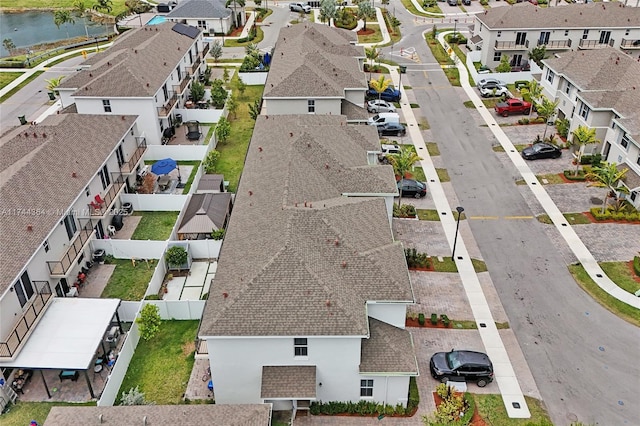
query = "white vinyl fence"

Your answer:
(238, 72), (268, 85)
(92, 239), (168, 259)
(119, 193), (188, 211)
(174, 108), (225, 124)
(466, 50), (542, 85)
(188, 239), (223, 260)
(144, 145), (209, 161)
(97, 319), (140, 406)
